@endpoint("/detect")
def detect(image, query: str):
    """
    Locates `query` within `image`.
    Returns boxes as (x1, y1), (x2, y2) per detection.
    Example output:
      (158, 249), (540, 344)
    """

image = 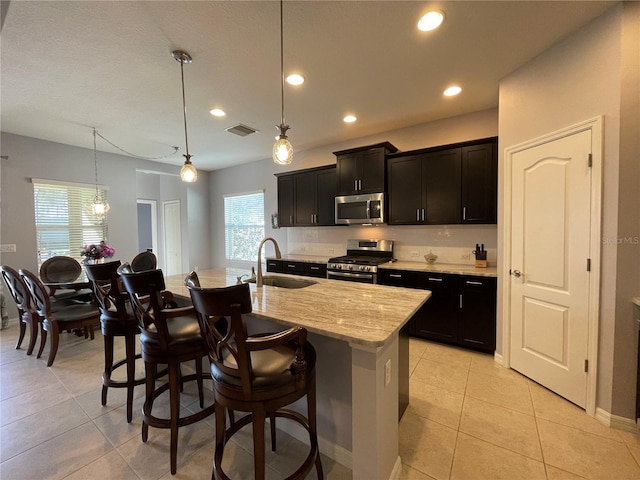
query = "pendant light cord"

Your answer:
(279, 0), (285, 126)
(179, 57), (190, 159)
(94, 131), (179, 160)
(93, 128), (99, 196)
